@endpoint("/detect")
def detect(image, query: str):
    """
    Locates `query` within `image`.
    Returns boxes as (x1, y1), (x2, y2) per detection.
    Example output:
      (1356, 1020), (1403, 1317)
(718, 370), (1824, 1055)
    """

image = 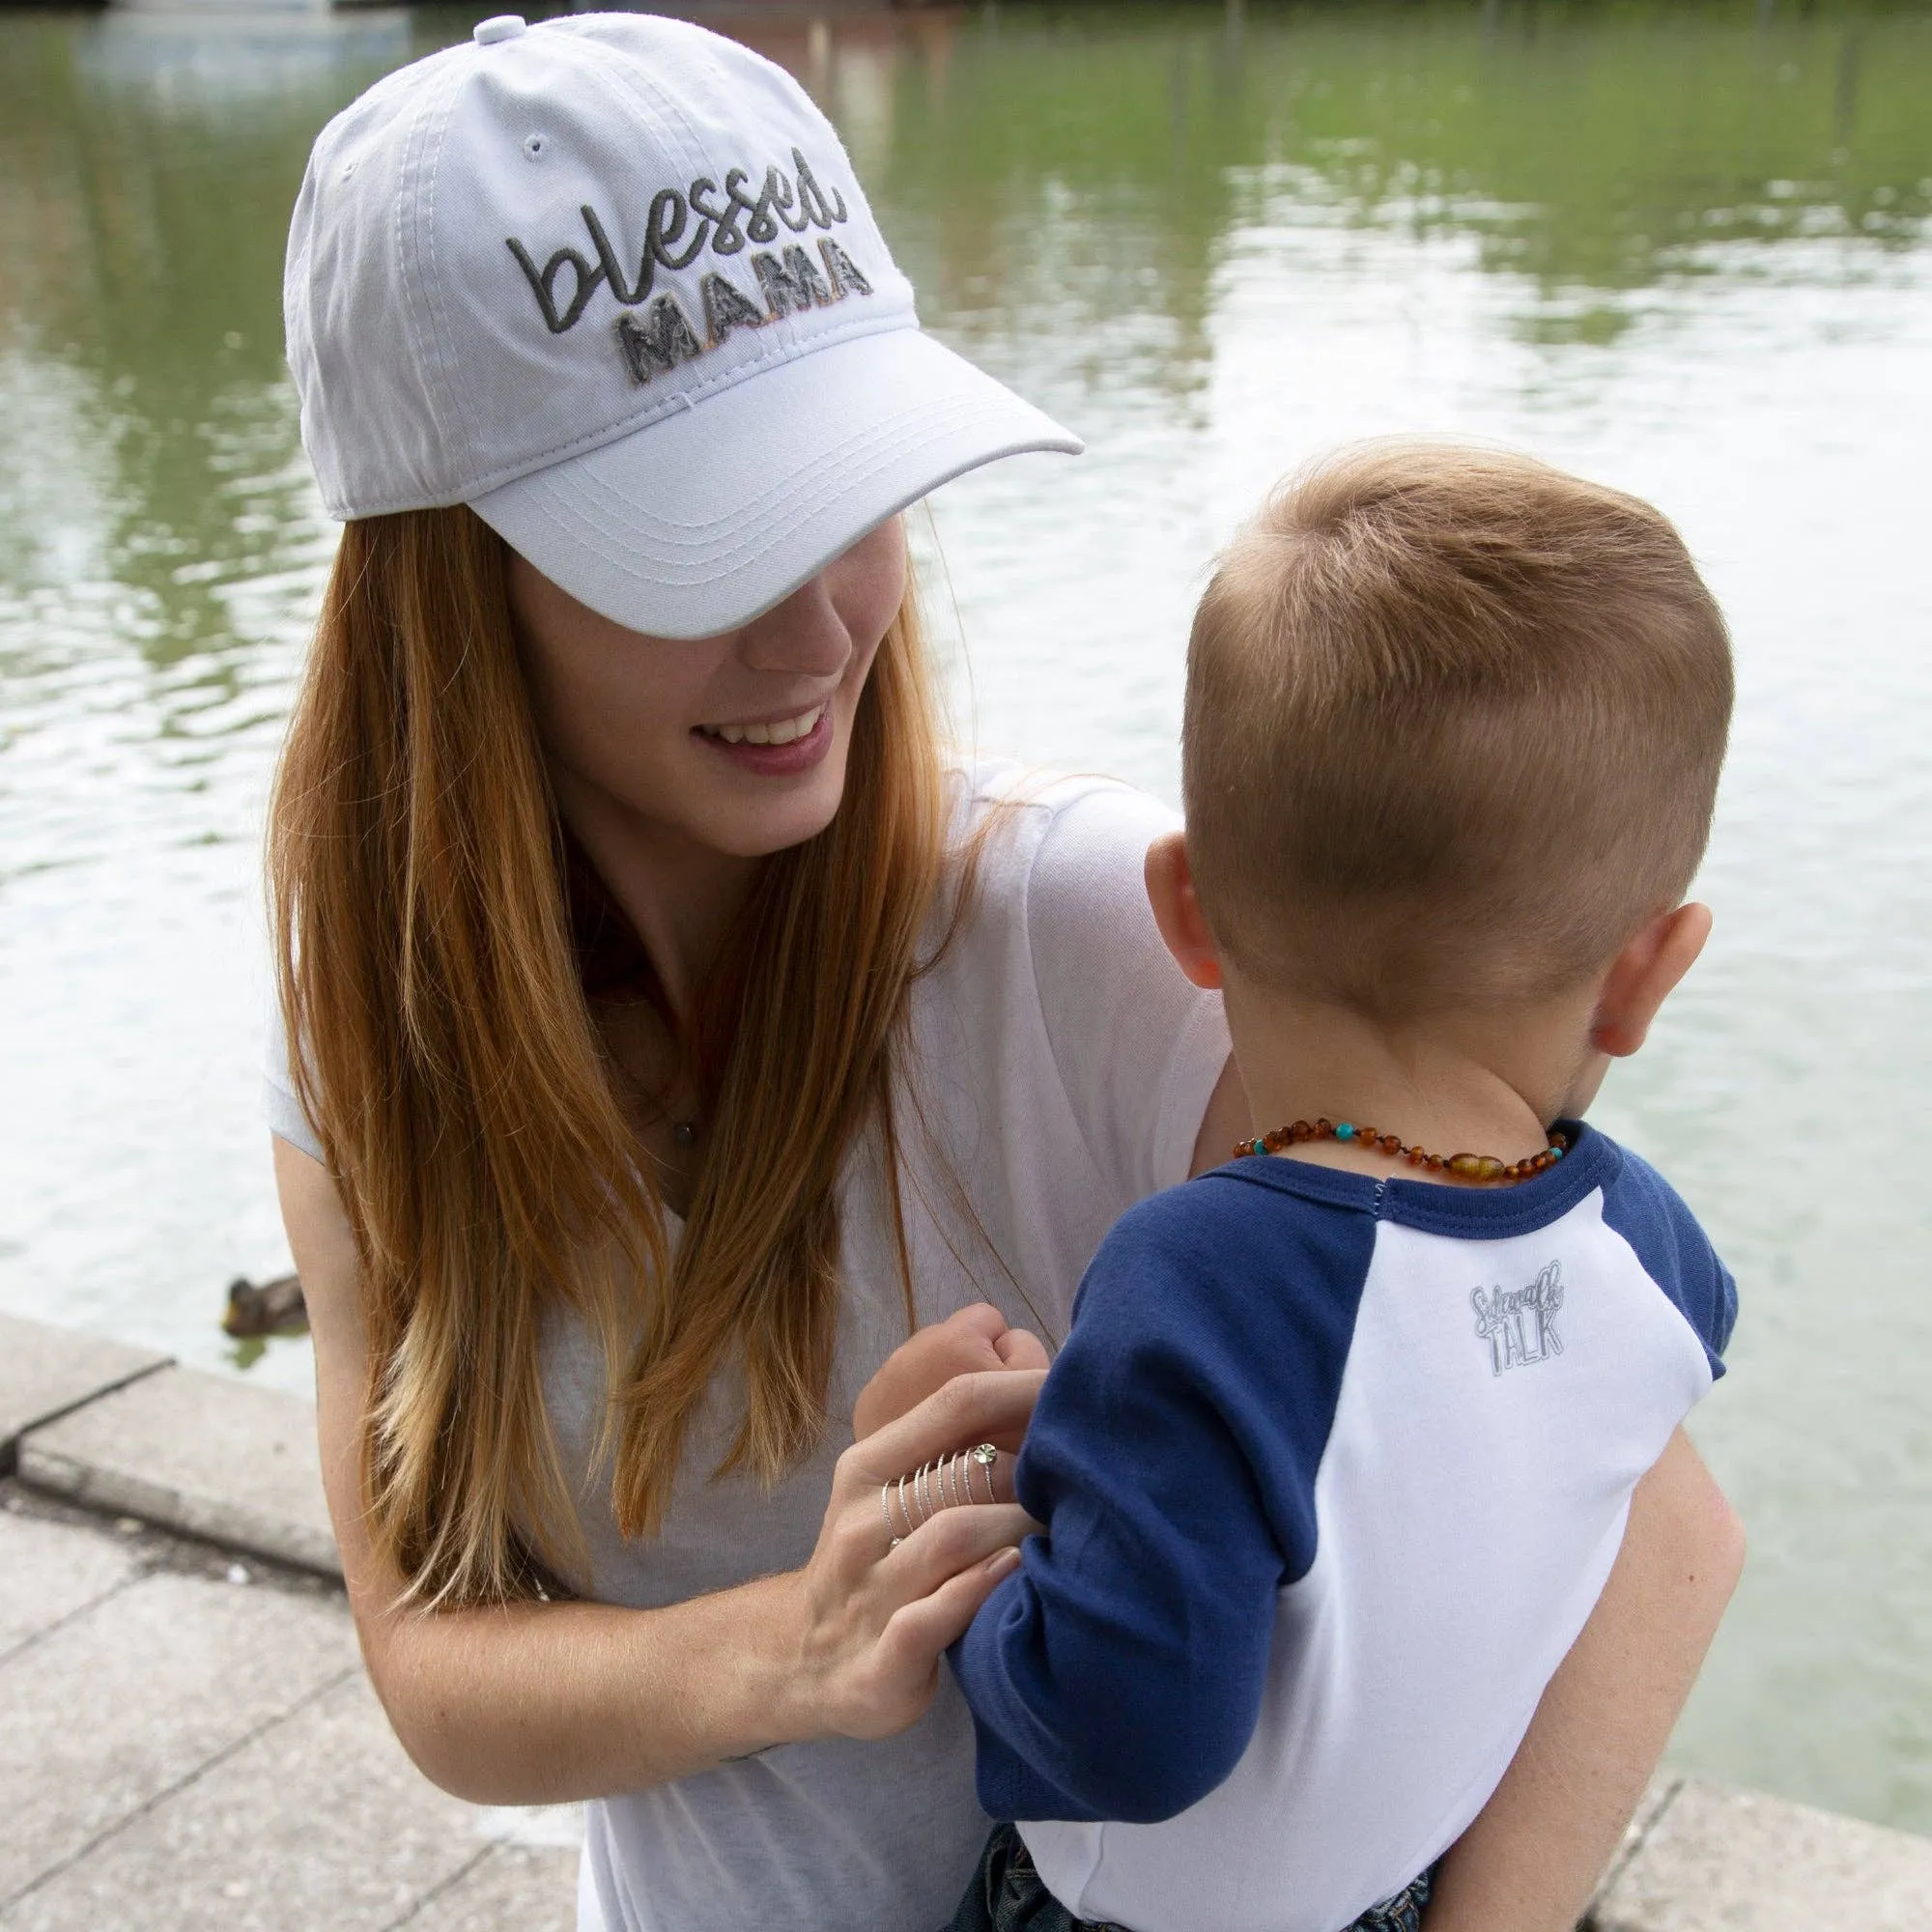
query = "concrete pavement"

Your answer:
(0, 1487), (577, 1931)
